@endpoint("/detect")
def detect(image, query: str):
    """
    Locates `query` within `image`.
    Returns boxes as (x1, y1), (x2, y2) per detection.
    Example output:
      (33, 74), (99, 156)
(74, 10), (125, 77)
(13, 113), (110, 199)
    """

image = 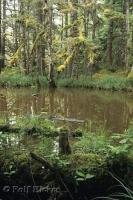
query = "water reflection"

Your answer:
(0, 133), (22, 149)
(0, 132), (56, 156)
(0, 88), (133, 133)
